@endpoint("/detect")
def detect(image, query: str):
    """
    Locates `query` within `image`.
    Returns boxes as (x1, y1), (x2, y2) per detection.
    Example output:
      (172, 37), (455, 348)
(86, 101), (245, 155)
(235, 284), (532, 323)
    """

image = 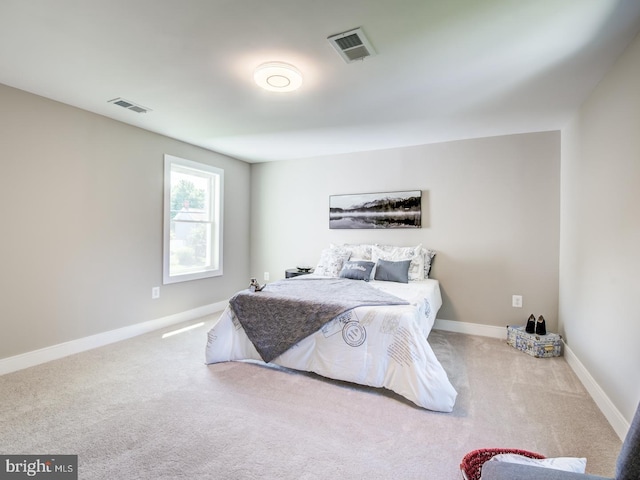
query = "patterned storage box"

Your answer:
(506, 325), (562, 358)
